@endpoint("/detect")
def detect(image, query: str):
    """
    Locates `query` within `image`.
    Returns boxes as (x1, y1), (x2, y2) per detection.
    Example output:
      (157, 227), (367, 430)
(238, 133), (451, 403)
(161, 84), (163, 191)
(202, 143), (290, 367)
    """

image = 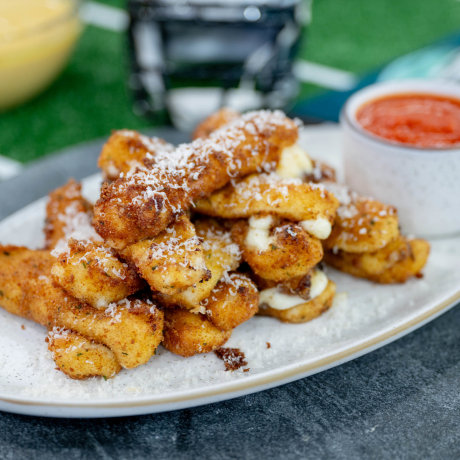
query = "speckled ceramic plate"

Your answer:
(0, 125), (459, 418)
